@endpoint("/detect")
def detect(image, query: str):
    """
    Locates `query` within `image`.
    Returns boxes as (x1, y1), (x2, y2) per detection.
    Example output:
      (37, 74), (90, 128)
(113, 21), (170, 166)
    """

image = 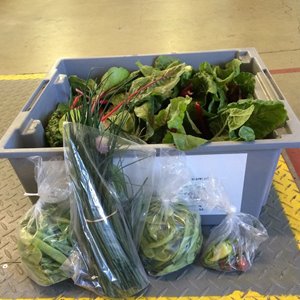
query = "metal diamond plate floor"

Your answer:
(0, 79), (300, 298)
